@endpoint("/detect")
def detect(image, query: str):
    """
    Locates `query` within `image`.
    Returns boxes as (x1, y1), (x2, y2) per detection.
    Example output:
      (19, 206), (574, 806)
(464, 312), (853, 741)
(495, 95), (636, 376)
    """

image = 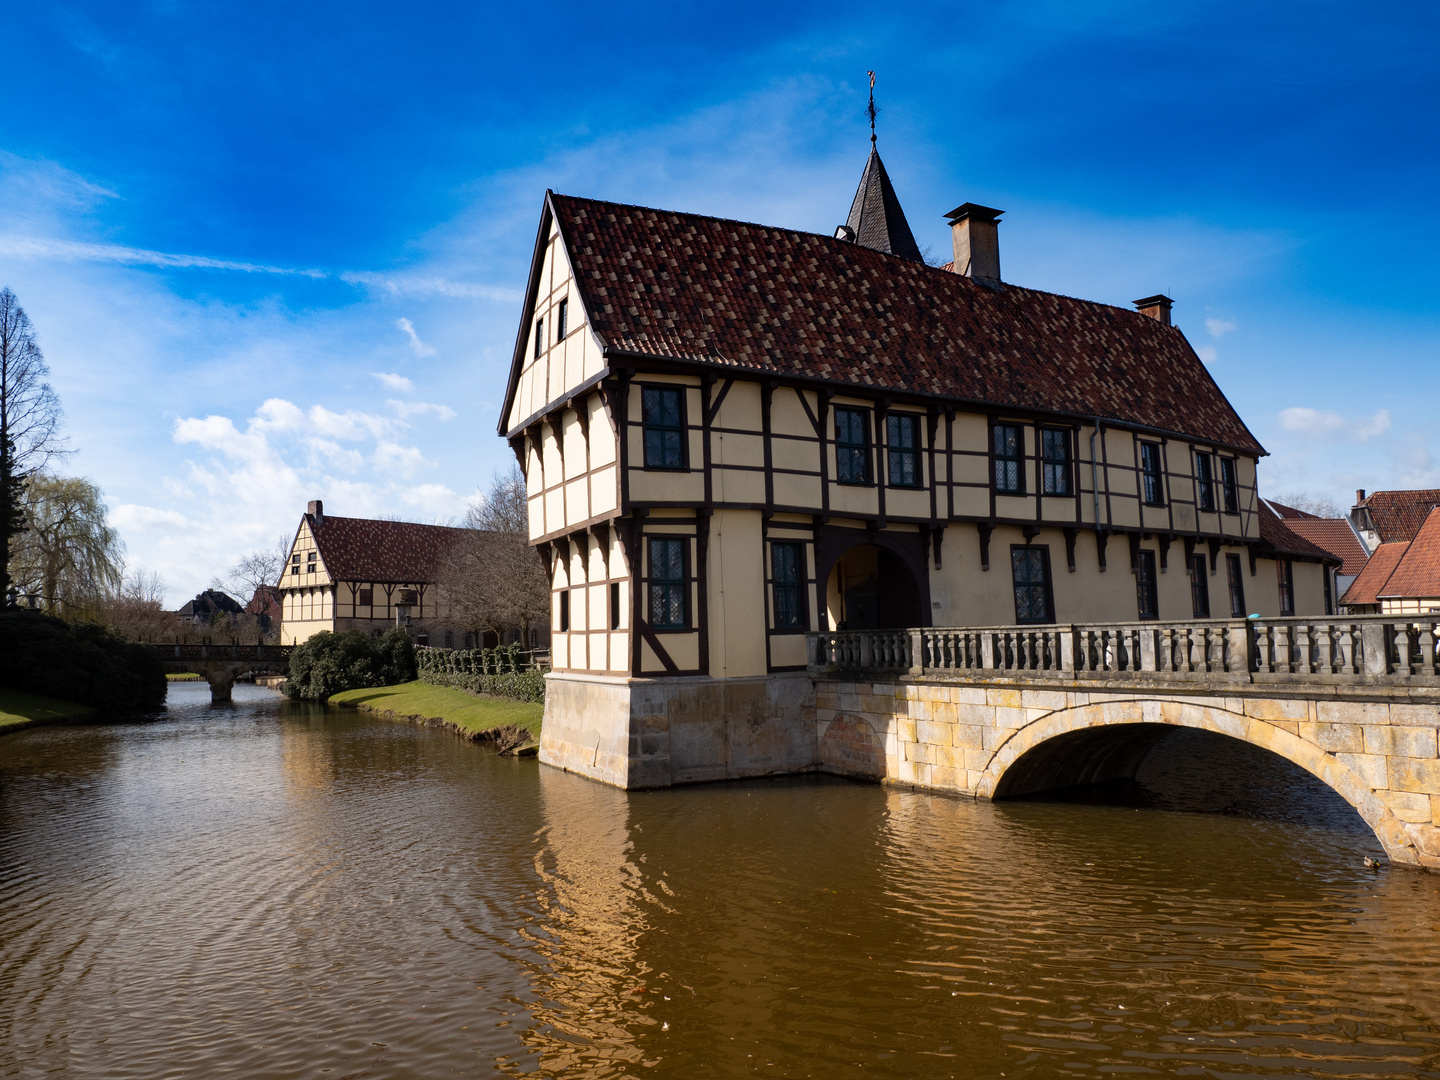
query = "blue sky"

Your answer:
(1, 0), (1436, 603)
